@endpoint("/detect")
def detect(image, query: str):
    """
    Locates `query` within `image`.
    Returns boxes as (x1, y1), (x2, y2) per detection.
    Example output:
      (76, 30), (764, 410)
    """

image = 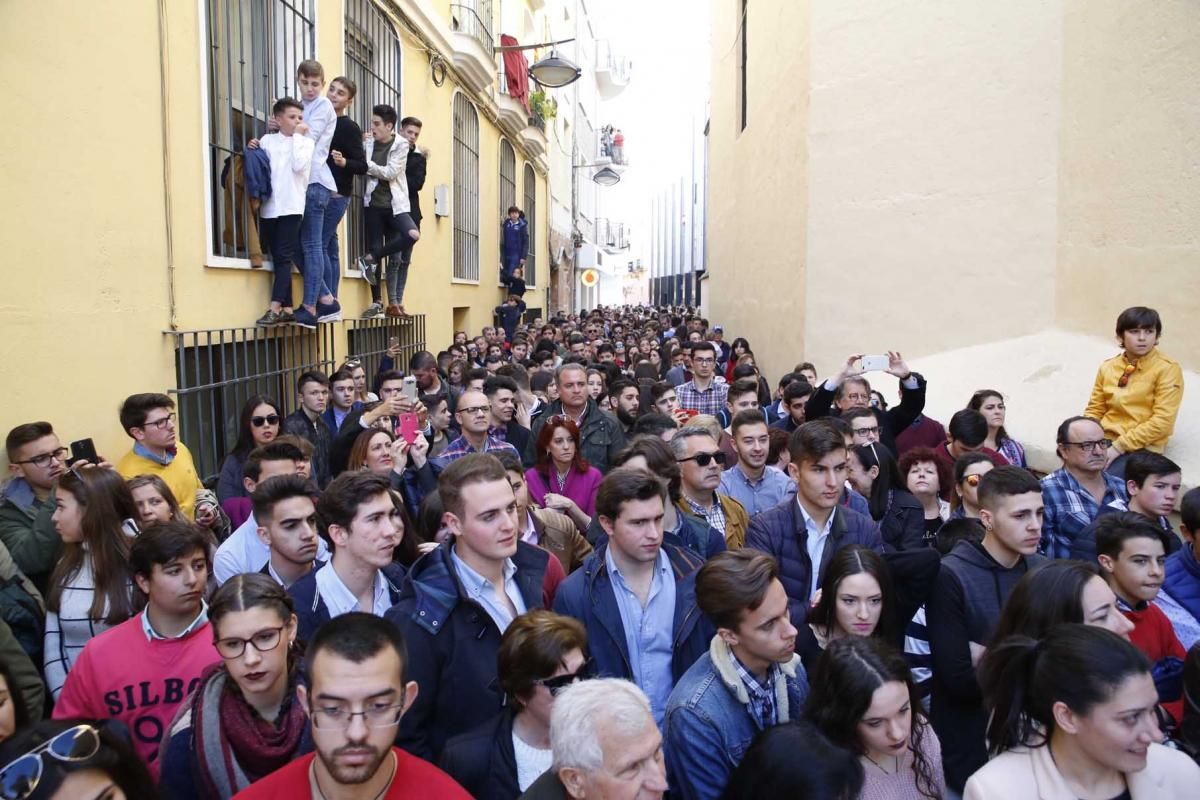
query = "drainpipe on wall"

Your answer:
(157, 0), (178, 331)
